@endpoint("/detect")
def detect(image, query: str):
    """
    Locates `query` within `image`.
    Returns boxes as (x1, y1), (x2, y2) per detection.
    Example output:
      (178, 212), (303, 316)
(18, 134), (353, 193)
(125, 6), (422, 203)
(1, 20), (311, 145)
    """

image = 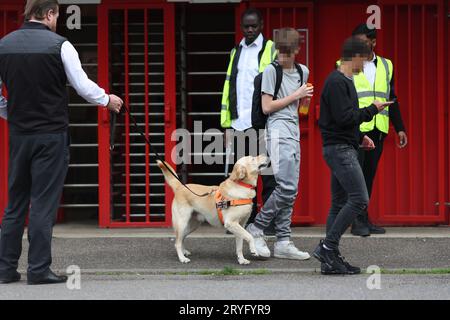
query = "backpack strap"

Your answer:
(271, 61), (283, 100)
(294, 62), (304, 85)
